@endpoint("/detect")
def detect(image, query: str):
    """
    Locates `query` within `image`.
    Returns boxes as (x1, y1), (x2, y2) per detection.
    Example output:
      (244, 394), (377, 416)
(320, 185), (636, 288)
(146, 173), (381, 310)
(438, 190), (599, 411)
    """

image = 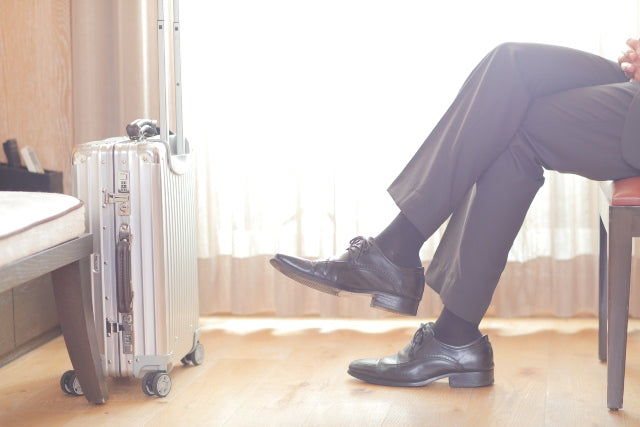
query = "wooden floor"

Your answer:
(1, 317), (639, 426)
